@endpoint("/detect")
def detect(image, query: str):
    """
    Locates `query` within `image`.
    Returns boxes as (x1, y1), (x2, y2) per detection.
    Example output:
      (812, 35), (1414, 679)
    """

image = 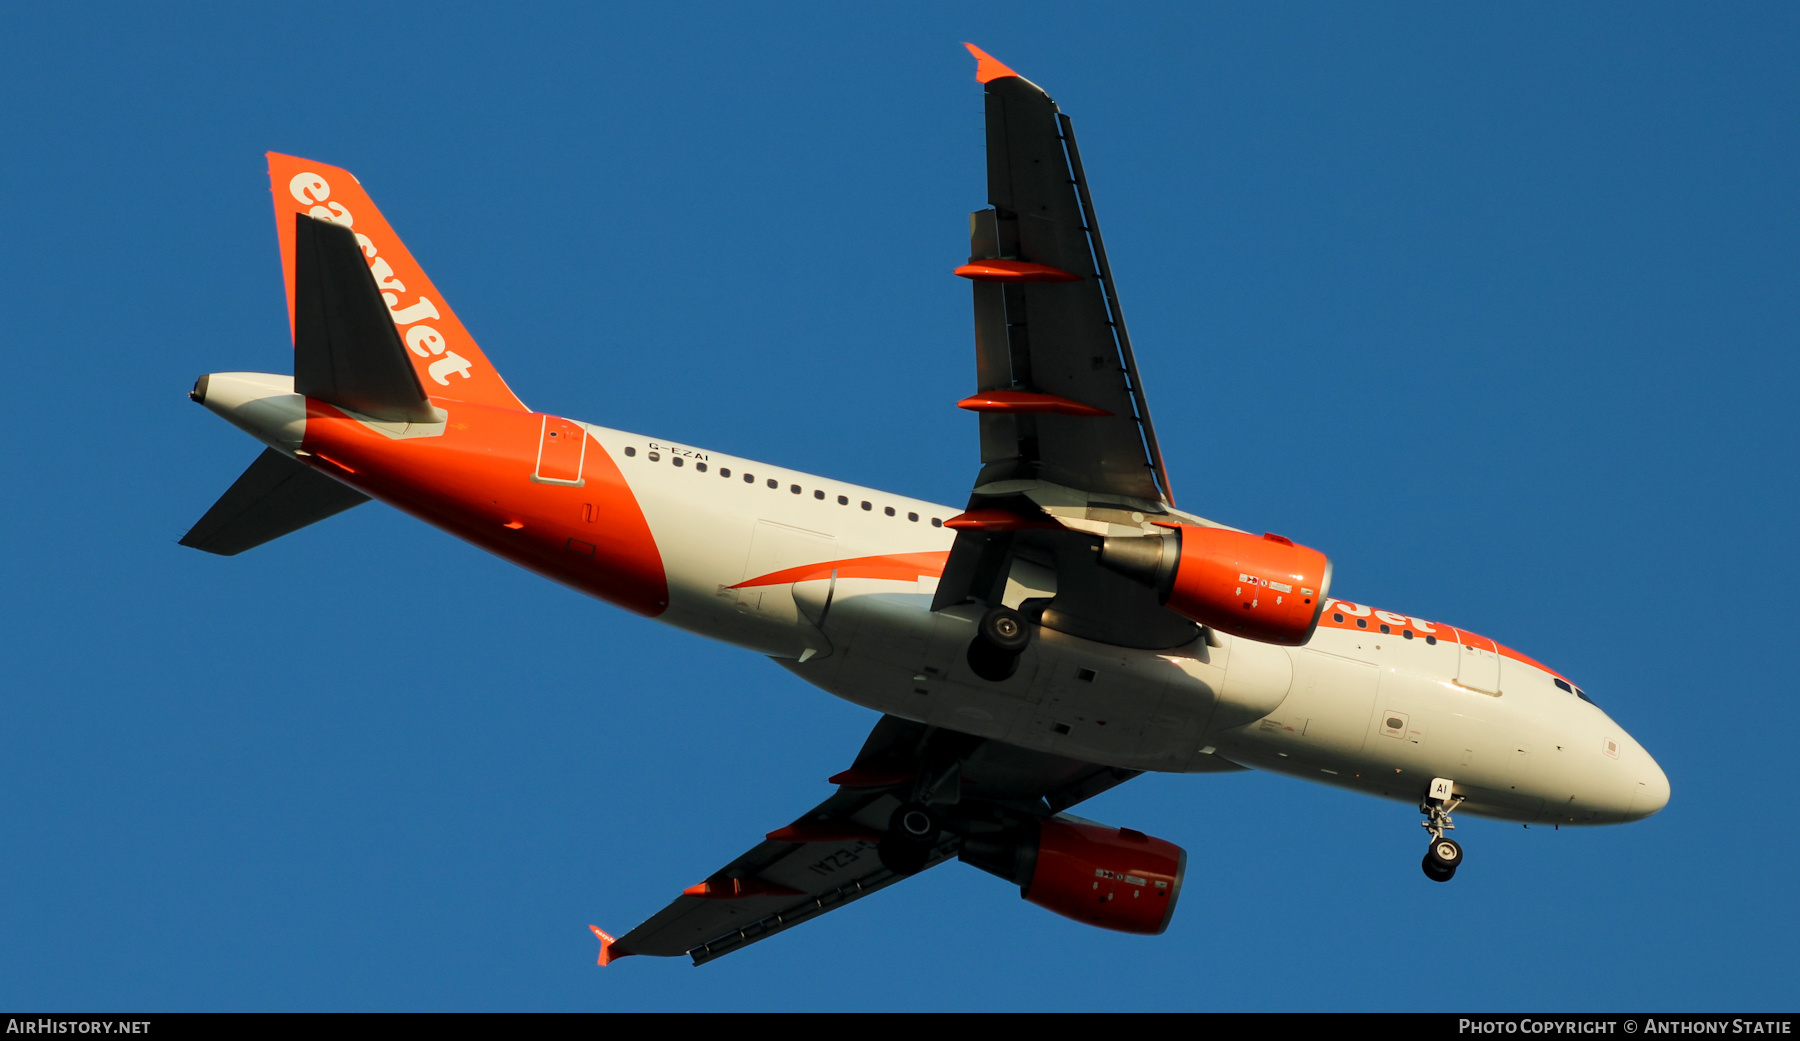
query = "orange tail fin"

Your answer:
(266, 153), (527, 413)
